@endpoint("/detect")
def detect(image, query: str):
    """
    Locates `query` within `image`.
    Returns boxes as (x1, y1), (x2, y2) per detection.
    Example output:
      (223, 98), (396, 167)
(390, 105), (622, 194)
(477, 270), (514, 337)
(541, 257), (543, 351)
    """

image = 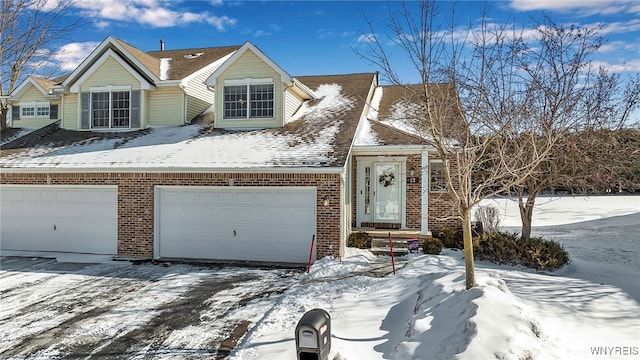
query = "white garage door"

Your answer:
(156, 186), (316, 263)
(0, 185), (118, 255)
